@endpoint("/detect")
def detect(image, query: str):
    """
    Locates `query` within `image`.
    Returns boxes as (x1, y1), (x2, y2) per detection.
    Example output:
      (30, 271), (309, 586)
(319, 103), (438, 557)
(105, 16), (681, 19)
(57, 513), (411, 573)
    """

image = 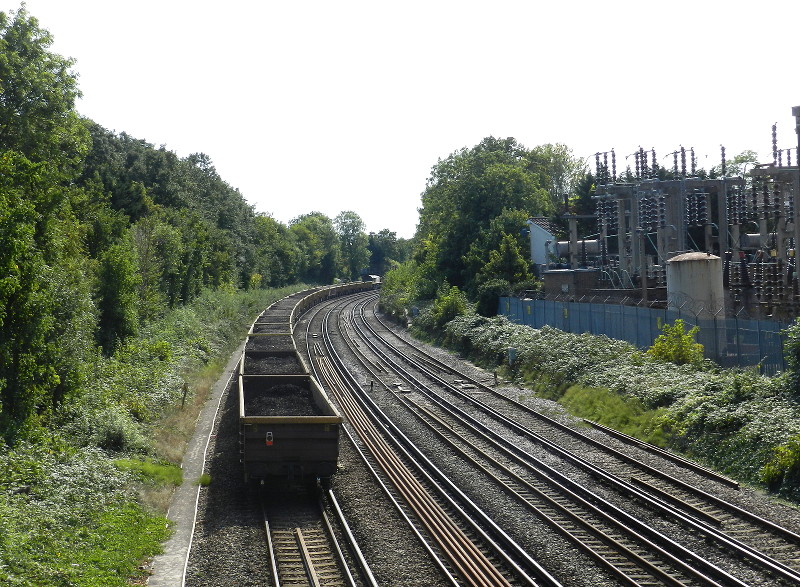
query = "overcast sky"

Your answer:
(17, 0), (800, 239)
